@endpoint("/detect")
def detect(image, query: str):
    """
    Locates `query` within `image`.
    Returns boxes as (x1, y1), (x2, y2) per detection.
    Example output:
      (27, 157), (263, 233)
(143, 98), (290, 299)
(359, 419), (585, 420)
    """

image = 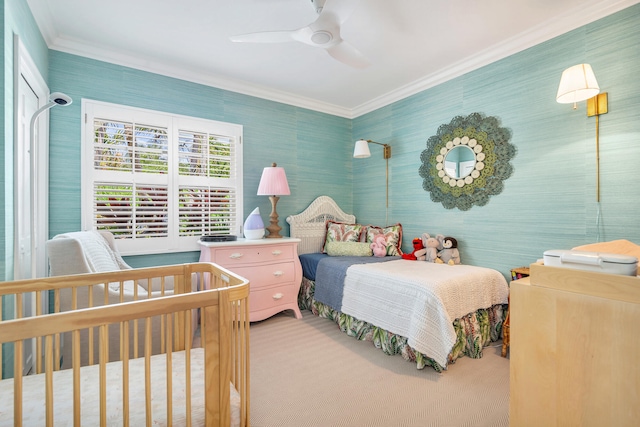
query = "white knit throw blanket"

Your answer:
(341, 260), (509, 367)
(55, 231), (124, 273)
